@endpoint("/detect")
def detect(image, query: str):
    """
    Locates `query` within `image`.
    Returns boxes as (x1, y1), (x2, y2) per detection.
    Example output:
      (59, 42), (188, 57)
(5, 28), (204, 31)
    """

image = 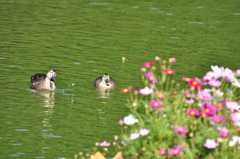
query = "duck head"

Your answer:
(47, 70), (57, 82)
(102, 73), (110, 86)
